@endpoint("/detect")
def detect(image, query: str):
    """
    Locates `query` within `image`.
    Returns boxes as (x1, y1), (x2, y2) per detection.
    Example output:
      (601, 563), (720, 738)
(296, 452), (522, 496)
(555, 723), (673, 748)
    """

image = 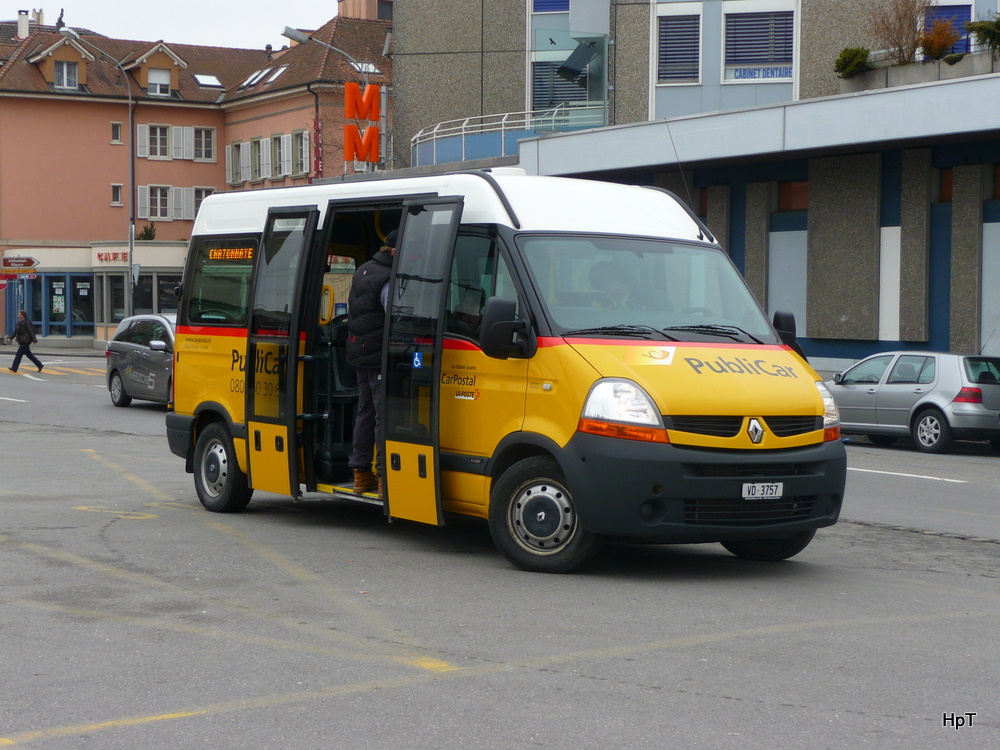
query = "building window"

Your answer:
(111, 122), (122, 144)
(657, 15), (700, 83)
(54, 60), (78, 89)
(250, 139), (263, 181)
(149, 186), (170, 219)
(111, 184), (123, 206)
(377, 0), (392, 20)
(926, 5), (972, 55)
(724, 11), (794, 82)
(194, 128), (215, 160)
(194, 187), (214, 215)
(778, 181), (809, 212)
(148, 125), (169, 158)
(292, 131), (310, 175)
(532, 62), (588, 110)
(533, 0), (569, 11)
(148, 68), (171, 97)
